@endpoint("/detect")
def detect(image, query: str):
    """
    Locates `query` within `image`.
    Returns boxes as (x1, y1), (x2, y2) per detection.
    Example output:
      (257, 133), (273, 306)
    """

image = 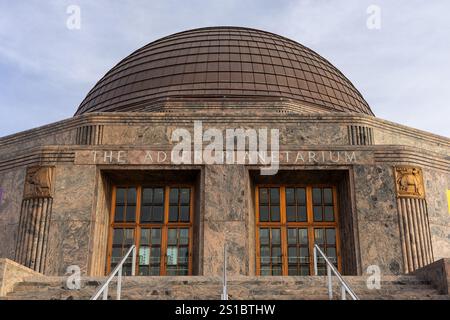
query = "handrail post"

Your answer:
(117, 265), (122, 300)
(313, 246), (318, 276)
(91, 245), (136, 300)
(327, 264), (332, 300)
(131, 246), (136, 276)
(102, 285), (108, 300)
(341, 285), (346, 300)
(221, 243), (228, 300)
(313, 244), (359, 300)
